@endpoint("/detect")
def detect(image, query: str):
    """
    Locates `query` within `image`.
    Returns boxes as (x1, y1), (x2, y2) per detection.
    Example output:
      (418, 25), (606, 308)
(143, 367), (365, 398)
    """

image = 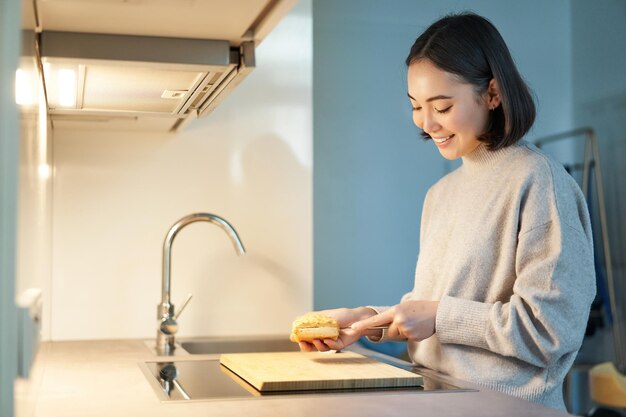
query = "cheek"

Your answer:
(470, 108), (490, 134)
(452, 106), (486, 134)
(412, 112), (422, 128)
